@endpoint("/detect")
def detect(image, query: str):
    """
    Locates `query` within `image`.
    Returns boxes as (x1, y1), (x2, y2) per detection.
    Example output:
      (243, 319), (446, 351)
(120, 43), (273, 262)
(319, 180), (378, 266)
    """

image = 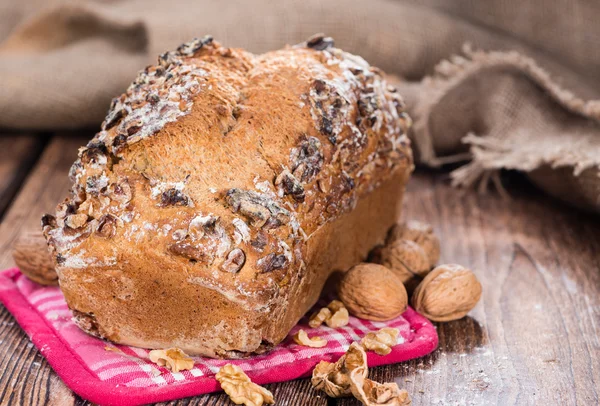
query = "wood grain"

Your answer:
(0, 135), (85, 269)
(0, 133), (48, 220)
(0, 135), (87, 406)
(0, 135), (598, 405)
